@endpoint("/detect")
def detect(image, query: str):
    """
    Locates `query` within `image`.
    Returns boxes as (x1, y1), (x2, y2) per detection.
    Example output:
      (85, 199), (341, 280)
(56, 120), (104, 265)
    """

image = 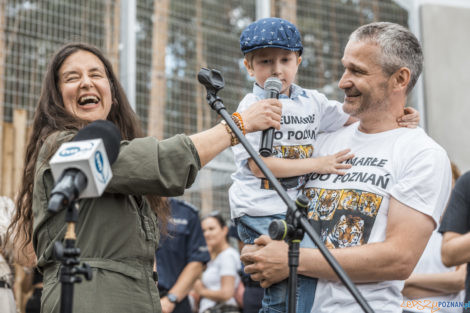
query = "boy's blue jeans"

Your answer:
(235, 214), (317, 313)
